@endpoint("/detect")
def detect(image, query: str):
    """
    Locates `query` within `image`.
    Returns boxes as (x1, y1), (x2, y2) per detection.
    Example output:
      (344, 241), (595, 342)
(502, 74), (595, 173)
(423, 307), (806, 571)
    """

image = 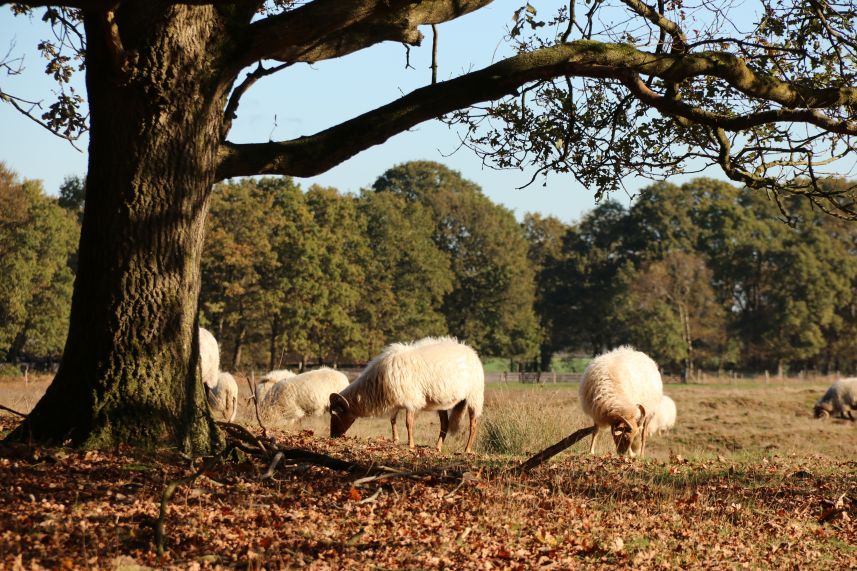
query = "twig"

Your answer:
(262, 451), (284, 479)
(244, 372), (268, 438)
(508, 426), (596, 474)
(358, 488), (383, 504)
(0, 403), (27, 418)
(217, 421), (268, 454)
(430, 24), (438, 84)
